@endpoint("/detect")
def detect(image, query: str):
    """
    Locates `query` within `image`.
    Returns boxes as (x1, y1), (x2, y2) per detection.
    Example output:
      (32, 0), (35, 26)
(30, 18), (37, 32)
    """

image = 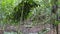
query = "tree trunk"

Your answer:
(51, 0), (58, 34)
